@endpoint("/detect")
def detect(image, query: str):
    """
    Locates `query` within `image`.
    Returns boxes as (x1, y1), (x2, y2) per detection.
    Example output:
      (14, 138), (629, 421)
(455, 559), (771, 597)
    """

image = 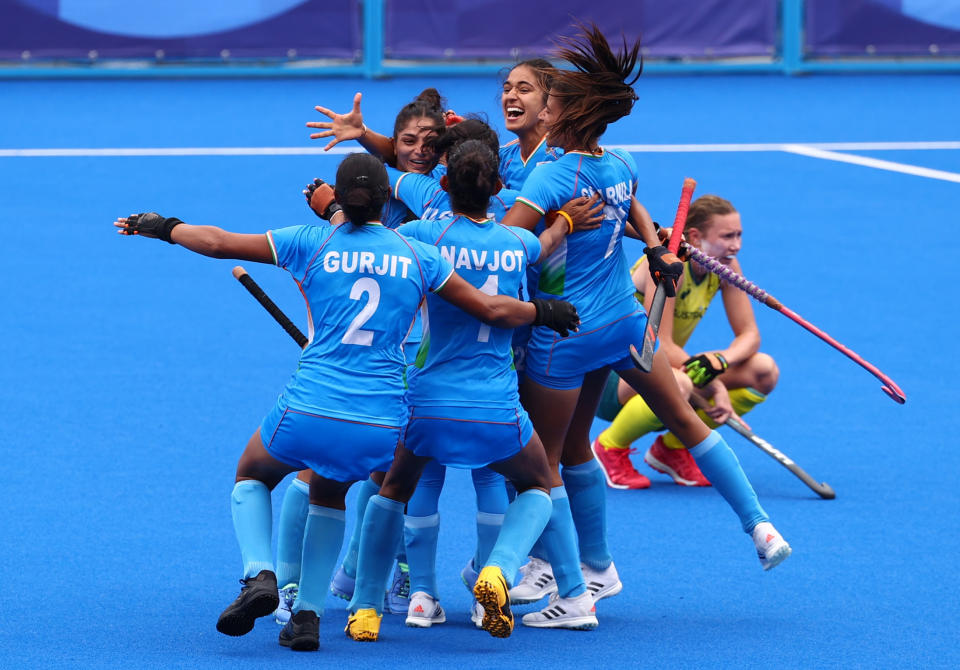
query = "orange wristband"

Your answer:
(556, 210), (574, 234)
